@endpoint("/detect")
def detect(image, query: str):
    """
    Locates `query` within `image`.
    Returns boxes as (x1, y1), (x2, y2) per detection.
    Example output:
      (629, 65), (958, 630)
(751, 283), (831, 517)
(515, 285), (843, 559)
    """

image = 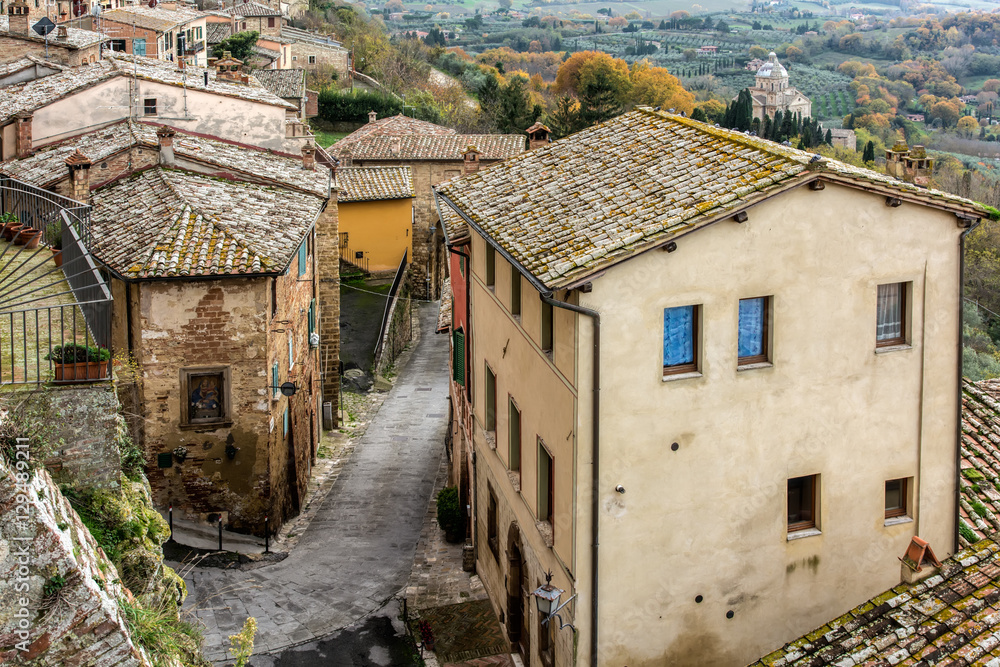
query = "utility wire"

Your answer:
(340, 281), (439, 303)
